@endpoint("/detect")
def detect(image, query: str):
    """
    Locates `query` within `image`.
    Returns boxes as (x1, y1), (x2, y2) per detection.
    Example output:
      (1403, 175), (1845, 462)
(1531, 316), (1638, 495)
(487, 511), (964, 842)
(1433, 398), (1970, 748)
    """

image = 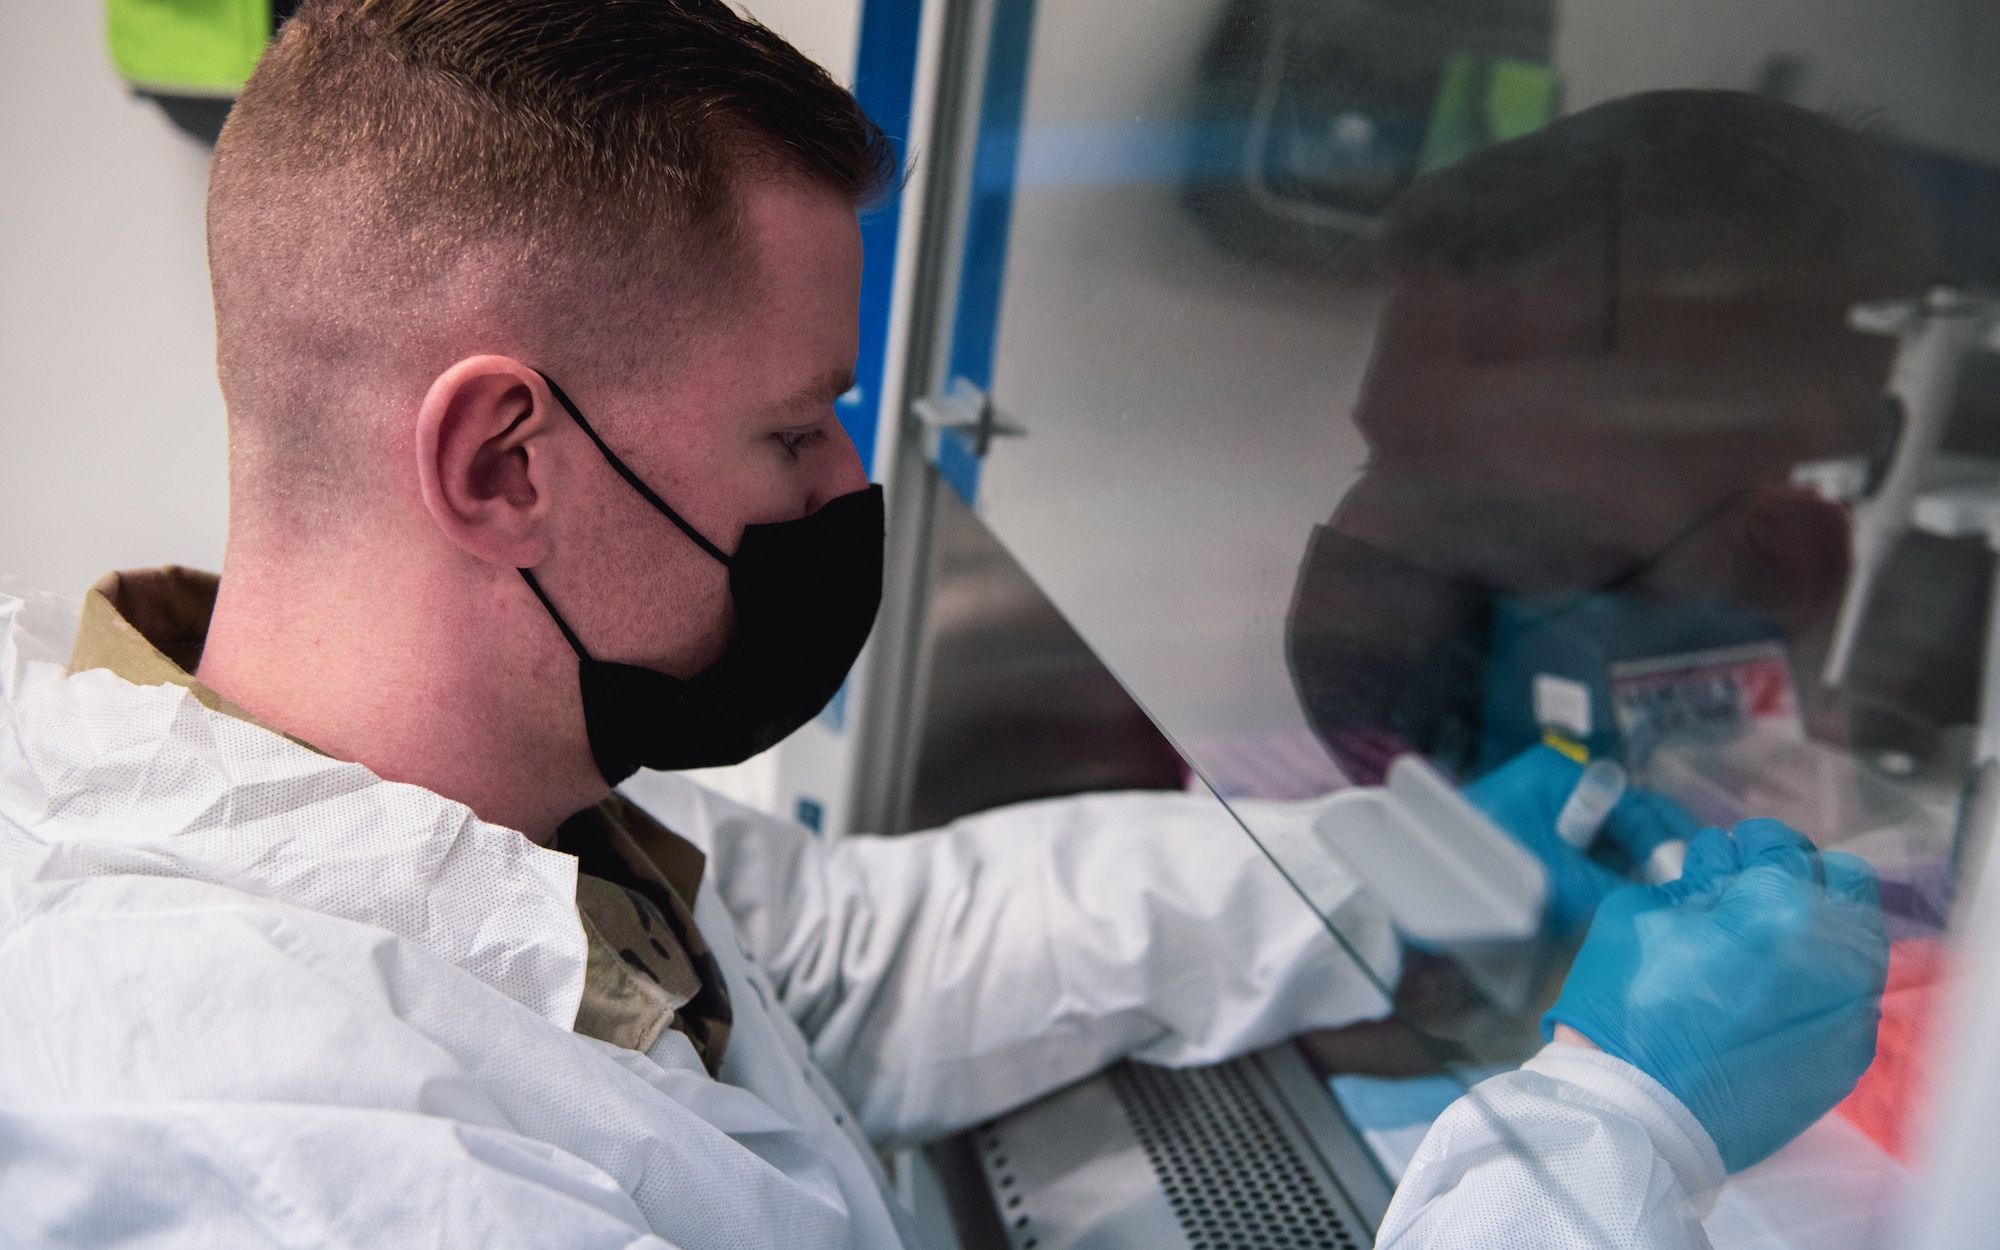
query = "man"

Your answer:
(1290, 93), (1925, 1246)
(0, 11), (1889, 1248)
(1287, 88), (1935, 938)
(1289, 93), (1932, 786)
(0, 2), (1403, 1245)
